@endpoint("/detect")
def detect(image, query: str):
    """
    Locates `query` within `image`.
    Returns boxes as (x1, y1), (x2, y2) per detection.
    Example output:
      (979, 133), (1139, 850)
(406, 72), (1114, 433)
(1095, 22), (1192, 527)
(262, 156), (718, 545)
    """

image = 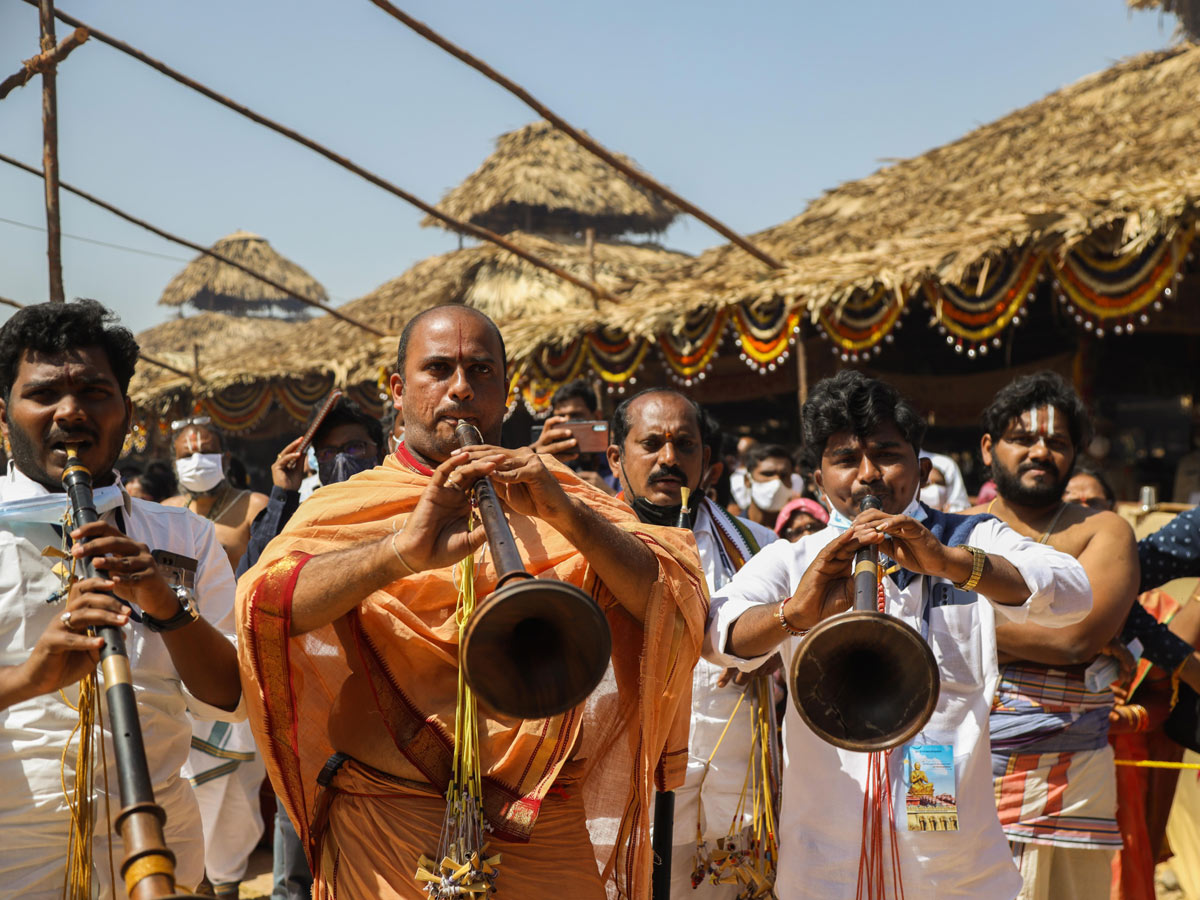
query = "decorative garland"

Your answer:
(586, 327), (649, 391)
(924, 247), (1042, 359)
(816, 286), (905, 362)
(201, 383), (274, 433)
(733, 299), (801, 373)
(275, 373), (336, 423)
(658, 308), (728, 386)
(1052, 226), (1195, 336)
